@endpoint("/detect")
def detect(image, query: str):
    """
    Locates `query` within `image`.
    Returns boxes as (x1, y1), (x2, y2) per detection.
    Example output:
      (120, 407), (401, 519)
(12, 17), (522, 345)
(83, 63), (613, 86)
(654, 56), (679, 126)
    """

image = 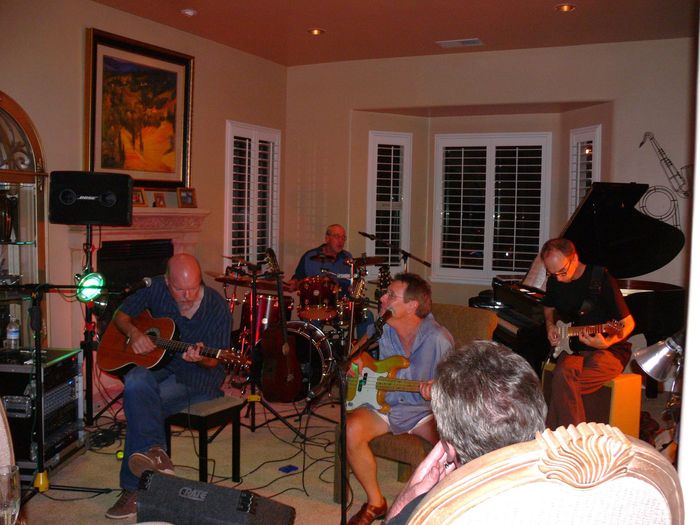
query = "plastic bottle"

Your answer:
(6, 316), (20, 349)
